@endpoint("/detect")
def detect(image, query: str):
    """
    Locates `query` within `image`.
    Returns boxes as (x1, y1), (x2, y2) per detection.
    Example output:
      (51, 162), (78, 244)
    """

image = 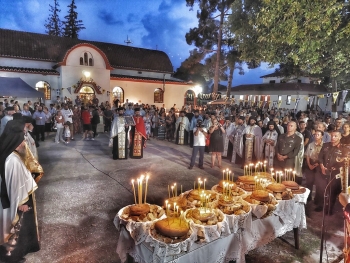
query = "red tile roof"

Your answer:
(0, 66), (59, 75)
(0, 28), (174, 73)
